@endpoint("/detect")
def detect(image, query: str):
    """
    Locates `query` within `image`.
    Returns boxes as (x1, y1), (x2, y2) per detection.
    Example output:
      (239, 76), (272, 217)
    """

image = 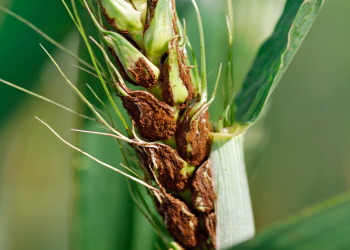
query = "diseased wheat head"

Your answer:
(77, 0), (222, 249)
